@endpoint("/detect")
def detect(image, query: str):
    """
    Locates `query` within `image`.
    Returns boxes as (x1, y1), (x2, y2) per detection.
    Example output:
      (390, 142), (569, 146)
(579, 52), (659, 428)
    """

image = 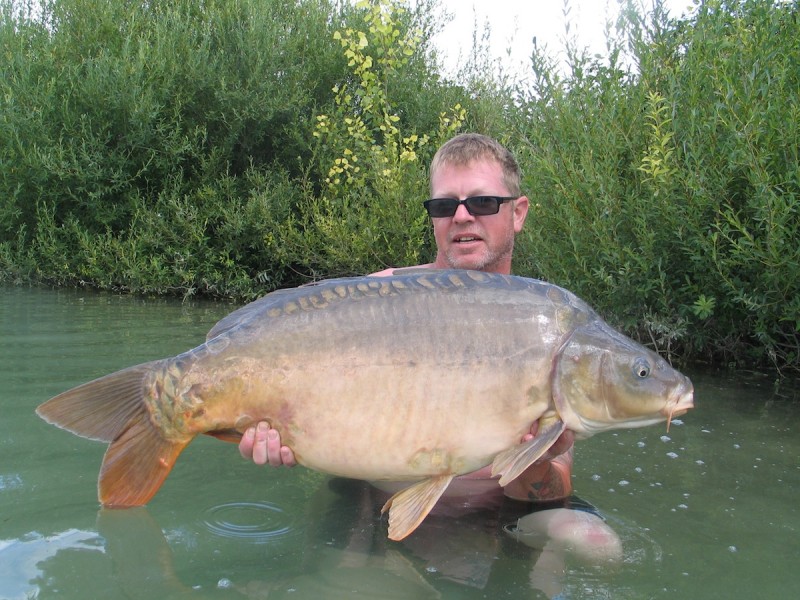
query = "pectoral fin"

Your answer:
(491, 419), (567, 487)
(381, 475), (455, 541)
